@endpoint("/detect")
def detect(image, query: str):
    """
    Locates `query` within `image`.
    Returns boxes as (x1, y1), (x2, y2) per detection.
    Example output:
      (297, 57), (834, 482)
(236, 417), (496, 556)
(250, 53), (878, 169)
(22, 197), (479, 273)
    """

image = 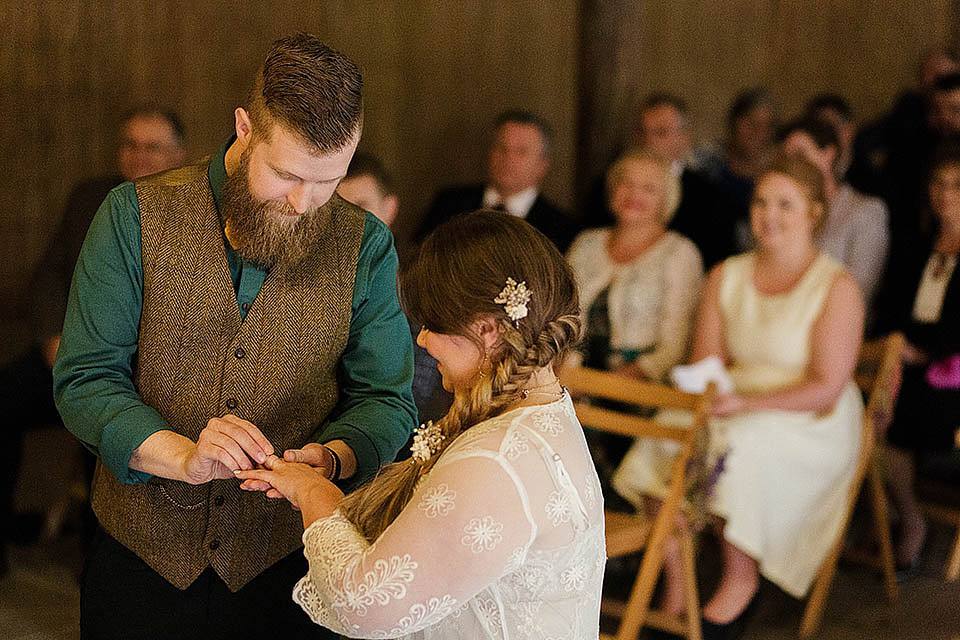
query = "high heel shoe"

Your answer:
(701, 589), (760, 640)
